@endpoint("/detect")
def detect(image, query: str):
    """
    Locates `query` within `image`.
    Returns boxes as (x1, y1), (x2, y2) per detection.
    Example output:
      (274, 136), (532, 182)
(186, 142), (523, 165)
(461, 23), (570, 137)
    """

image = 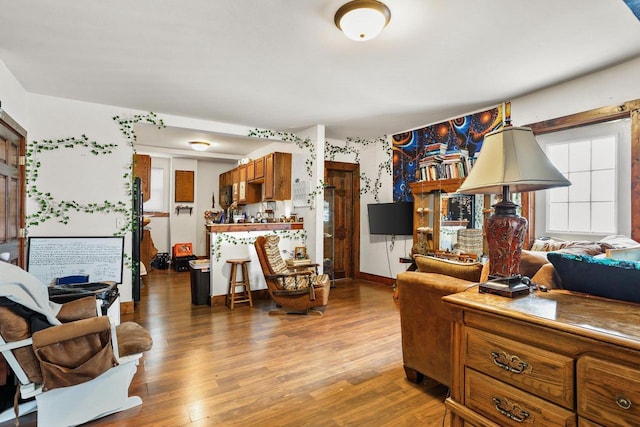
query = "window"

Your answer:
(536, 119), (630, 238)
(144, 168), (165, 212)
